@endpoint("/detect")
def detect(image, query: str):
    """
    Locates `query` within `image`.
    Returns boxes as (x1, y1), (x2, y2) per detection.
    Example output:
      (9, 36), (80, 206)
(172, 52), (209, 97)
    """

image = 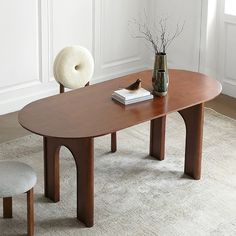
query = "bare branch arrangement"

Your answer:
(129, 13), (185, 54)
